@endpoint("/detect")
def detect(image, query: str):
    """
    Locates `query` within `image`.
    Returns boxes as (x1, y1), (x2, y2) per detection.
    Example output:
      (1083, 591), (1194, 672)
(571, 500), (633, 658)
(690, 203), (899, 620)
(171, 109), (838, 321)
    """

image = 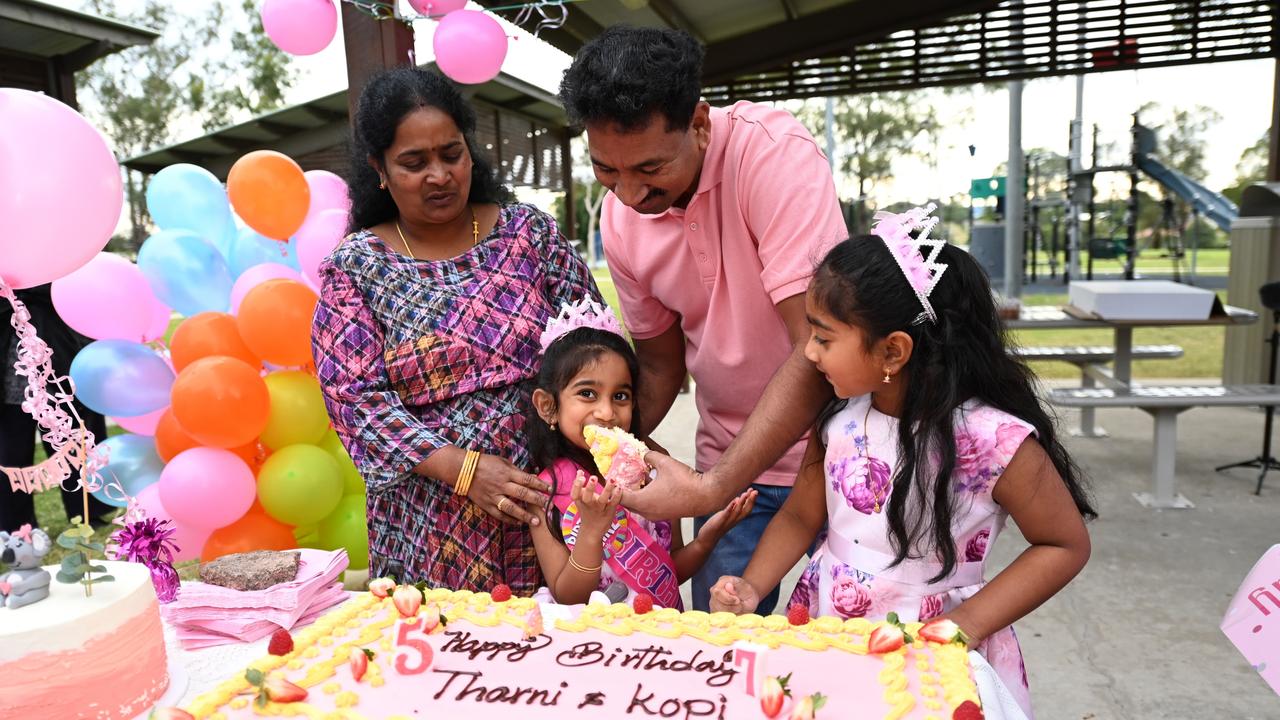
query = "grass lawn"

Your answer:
(1025, 247), (1231, 278)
